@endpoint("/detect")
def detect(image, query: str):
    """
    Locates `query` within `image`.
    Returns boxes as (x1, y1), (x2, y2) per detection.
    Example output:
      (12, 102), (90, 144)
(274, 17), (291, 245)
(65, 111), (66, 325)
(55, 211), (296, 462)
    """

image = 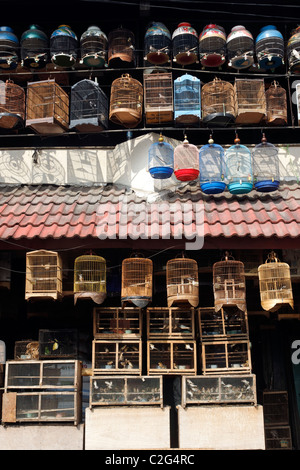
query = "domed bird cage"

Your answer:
(234, 78), (266, 125)
(148, 133), (174, 179)
(199, 135), (226, 194)
(252, 133), (280, 192)
(121, 255), (153, 308)
(70, 78), (108, 132)
(172, 22), (198, 65)
(226, 25), (254, 70)
(174, 135), (199, 182)
(20, 24), (48, 69)
(0, 80), (25, 129)
(258, 251), (294, 312)
(255, 25), (284, 70)
(74, 253), (106, 305)
(0, 26), (19, 70)
(144, 21), (171, 65)
(166, 255), (199, 307)
(108, 27), (135, 68)
(50, 25), (78, 68)
(109, 74), (143, 128)
(144, 71), (173, 125)
(287, 26), (300, 73)
(199, 24), (227, 68)
(25, 250), (62, 300)
(174, 73), (201, 126)
(265, 81), (287, 126)
(201, 77), (236, 126)
(80, 25), (107, 68)
(225, 135), (253, 194)
(213, 252), (246, 312)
